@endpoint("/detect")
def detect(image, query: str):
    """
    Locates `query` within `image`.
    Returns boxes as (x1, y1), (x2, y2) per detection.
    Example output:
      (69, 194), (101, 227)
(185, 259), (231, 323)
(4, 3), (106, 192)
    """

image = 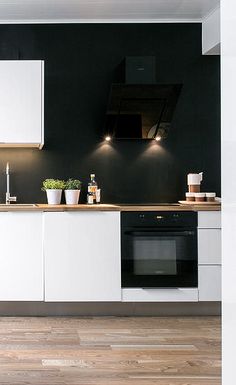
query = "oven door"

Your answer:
(121, 228), (197, 288)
